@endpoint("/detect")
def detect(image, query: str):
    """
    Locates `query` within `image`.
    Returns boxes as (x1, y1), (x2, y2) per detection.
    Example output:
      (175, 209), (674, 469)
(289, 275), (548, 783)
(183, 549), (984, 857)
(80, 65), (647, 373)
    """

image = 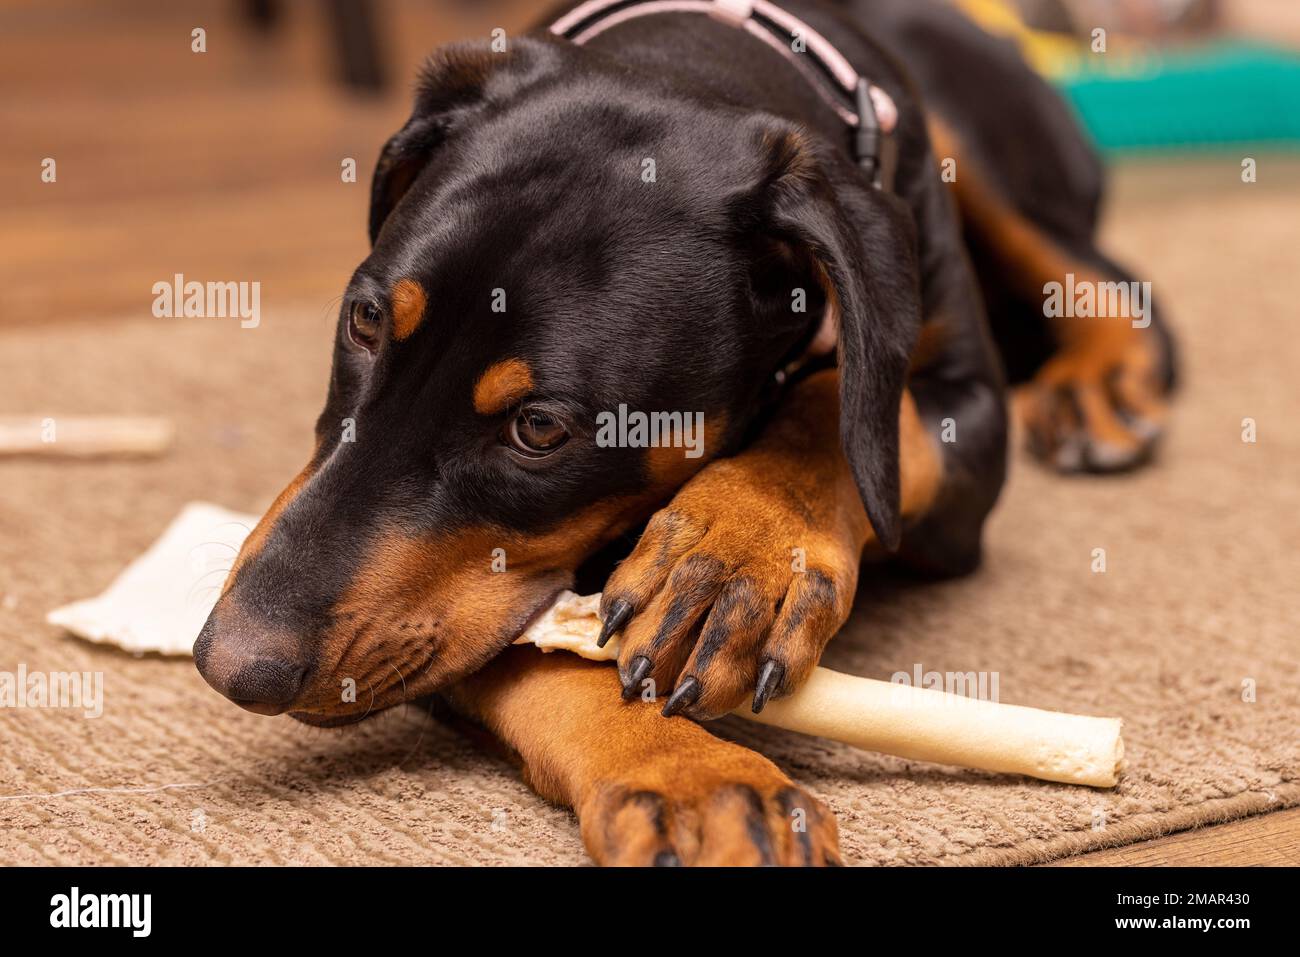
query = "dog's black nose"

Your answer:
(194, 616), (308, 716)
